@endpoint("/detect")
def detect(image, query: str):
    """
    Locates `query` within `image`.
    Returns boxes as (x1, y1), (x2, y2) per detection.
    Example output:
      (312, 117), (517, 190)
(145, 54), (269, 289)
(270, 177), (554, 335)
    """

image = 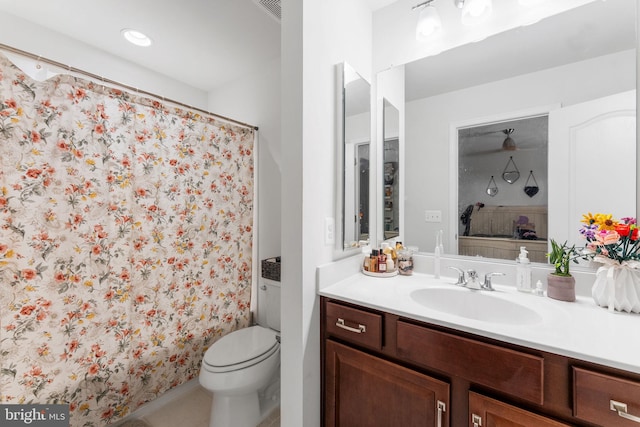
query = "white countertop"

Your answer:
(319, 271), (640, 375)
